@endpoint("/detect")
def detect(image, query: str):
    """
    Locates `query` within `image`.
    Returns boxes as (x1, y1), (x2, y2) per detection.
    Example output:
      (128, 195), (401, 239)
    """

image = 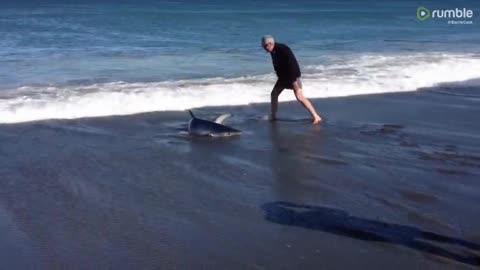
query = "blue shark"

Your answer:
(188, 110), (241, 137)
